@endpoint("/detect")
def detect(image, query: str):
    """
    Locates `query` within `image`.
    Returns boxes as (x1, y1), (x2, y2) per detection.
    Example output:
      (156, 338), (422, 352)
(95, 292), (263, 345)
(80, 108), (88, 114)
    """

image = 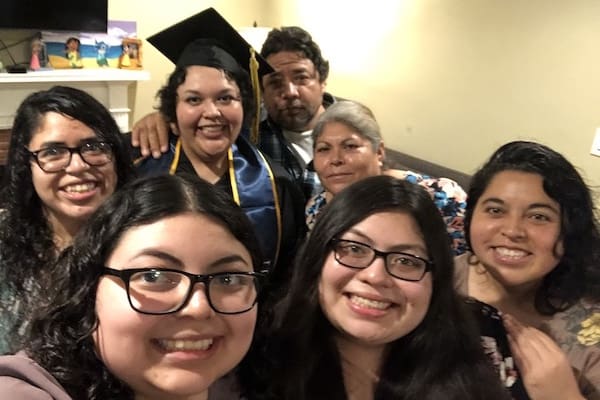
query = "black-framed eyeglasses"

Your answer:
(27, 141), (113, 172)
(102, 267), (267, 315)
(330, 238), (433, 282)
